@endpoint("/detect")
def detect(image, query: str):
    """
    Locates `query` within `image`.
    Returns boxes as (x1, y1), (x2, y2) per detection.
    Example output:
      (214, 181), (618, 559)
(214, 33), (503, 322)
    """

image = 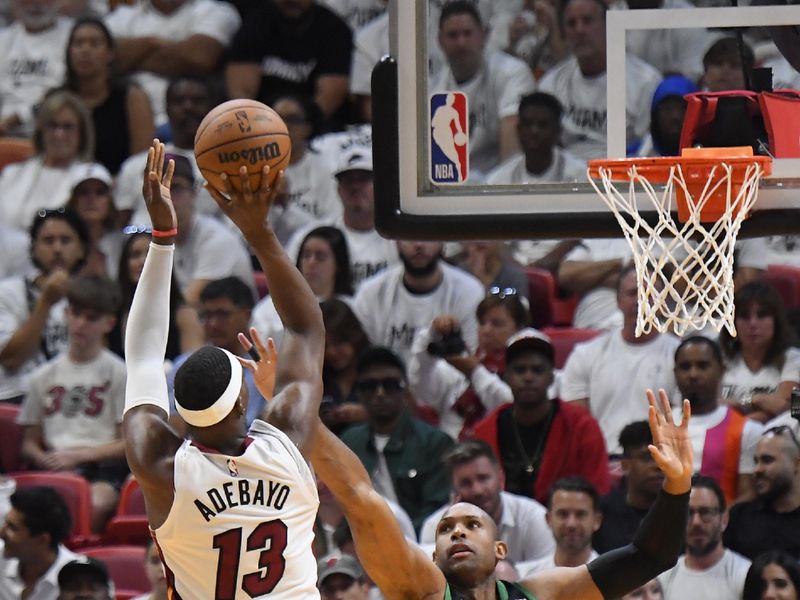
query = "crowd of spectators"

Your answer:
(0, 0), (799, 598)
